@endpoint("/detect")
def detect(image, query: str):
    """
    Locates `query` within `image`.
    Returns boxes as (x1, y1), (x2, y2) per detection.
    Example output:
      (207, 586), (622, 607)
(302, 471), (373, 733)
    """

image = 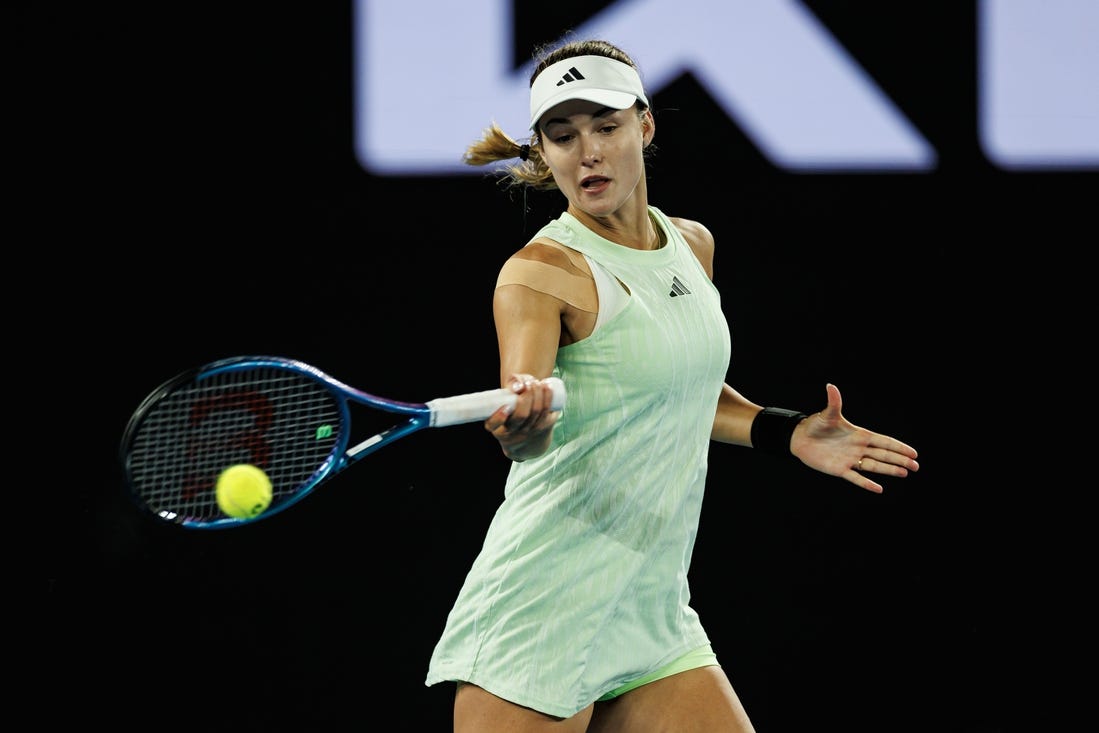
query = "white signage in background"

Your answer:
(352, 0), (932, 175)
(353, 0), (1098, 176)
(978, 0), (1099, 170)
